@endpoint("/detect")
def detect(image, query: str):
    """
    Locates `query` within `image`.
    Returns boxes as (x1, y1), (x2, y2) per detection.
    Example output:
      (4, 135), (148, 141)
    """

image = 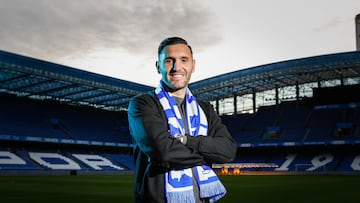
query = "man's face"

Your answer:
(158, 44), (195, 91)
